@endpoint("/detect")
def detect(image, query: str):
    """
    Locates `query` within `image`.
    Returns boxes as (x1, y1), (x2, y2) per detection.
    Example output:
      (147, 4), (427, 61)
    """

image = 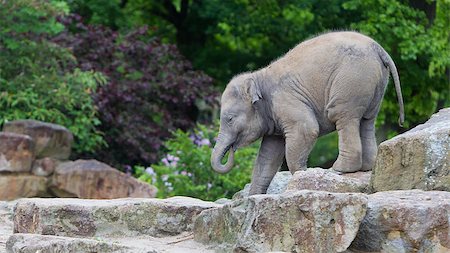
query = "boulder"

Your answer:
(6, 234), (131, 253)
(194, 190), (368, 253)
(3, 120), (73, 160)
(233, 171), (292, 199)
(0, 132), (34, 172)
(0, 174), (49, 200)
(49, 159), (157, 199)
(13, 197), (221, 238)
(286, 168), (371, 193)
(350, 190), (450, 252)
(1, 201), (16, 251)
(31, 157), (59, 176)
(371, 108), (450, 192)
